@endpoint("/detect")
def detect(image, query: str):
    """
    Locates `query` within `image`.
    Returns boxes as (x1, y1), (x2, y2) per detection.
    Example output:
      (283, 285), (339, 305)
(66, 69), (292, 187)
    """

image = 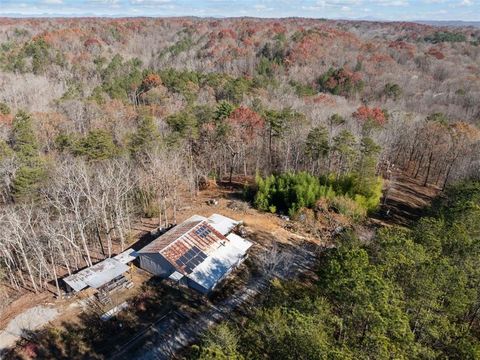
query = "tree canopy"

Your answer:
(194, 180), (480, 359)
